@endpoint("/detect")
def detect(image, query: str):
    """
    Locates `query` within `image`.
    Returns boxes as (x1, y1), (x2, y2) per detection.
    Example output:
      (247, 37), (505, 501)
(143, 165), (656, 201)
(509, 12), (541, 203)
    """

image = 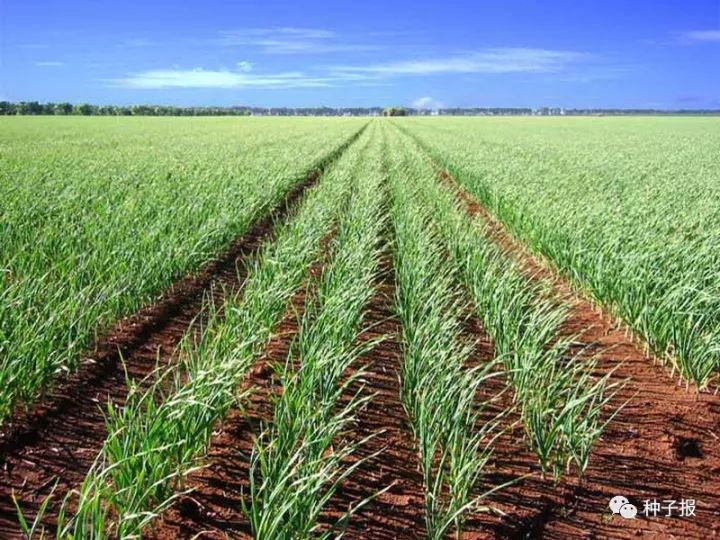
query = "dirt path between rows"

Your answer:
(149, 239), (328, 539)
(439, 169), (720, 539)
(0, 171), (321, 537)
(317, 248), (427, 539)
